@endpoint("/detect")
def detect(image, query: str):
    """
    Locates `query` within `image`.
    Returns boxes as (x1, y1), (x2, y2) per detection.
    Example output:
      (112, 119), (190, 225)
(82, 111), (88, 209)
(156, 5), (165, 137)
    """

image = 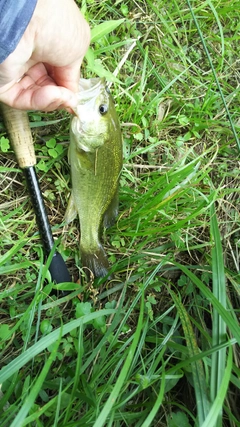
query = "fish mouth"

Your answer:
(78, 78), (105, 93)
(77, 78), (106, 103)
